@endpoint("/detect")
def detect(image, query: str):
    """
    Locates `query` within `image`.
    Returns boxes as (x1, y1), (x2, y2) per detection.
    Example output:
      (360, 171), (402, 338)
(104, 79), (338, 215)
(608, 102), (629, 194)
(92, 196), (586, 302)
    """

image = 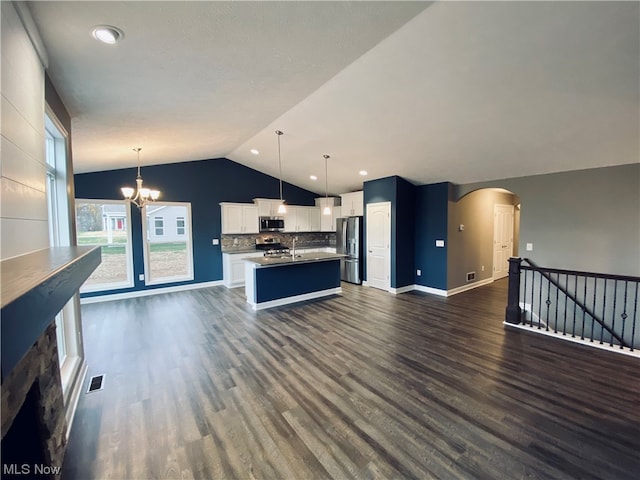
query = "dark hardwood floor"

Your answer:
(62, 279), (640, 479)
